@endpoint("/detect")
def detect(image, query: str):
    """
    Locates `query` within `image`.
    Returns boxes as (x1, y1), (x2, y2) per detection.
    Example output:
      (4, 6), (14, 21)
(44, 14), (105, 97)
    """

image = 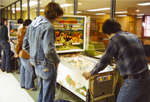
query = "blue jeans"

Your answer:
(117, 77), (150, 102)
(34, 63), (57, 102)
(20, 58), (35, 89)
(0, 40), (11, 72)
